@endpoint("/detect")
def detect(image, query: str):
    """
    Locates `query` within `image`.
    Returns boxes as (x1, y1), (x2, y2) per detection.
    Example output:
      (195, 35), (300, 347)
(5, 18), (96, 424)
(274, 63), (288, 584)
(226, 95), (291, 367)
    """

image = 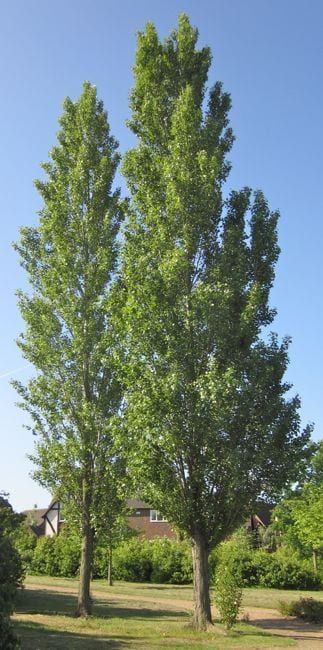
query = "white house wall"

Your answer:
(44, 502), (59, 536)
